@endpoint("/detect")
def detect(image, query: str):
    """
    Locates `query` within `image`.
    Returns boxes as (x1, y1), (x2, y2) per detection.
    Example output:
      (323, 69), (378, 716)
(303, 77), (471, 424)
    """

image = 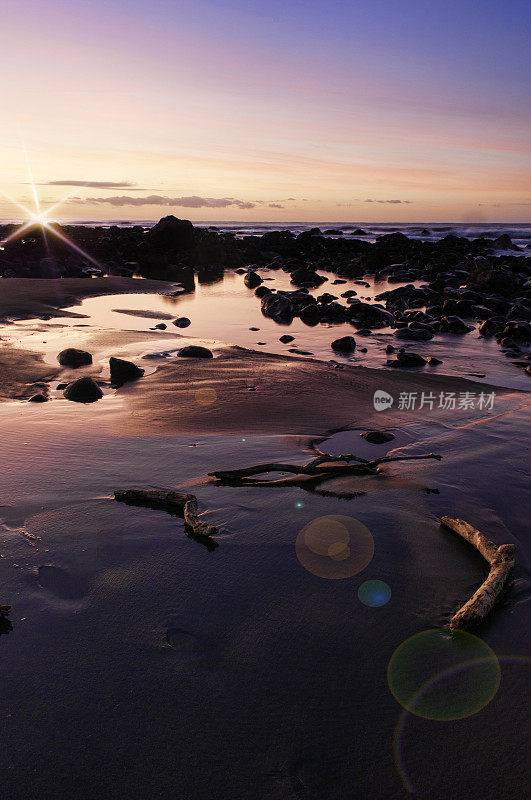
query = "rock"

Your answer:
(478, 317), (505, 337)
(244, 270), (263, 289)
(385, 344), (395, 353)
(173, 317), (191, 328)
(148, 215), (195, 250)
(395, 327), (434, 341)
(63, 377), (103, 403)
(177, 346), (213, 359)
(501, 321), (531, 342)
(57, 348), (93, 368)
(109, 357), (145, 387)
(279, 334), (295, 343)
(254, 285), (272, 298)
(390, 351), (427, 368)
(261, 293), (294, 323)
(299, 304), (321, 326)
(361, 430), (395, 444)
(439, 315), (474, 334)
(153, 323), (167, 330)
(331, 335), (356, 353)
(427, 356), (443, 365)
(351, 229), (368, 236)
(28, 394), (48, 403)
(290, 267), (327, 288)
(289, 348), (314, 355)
